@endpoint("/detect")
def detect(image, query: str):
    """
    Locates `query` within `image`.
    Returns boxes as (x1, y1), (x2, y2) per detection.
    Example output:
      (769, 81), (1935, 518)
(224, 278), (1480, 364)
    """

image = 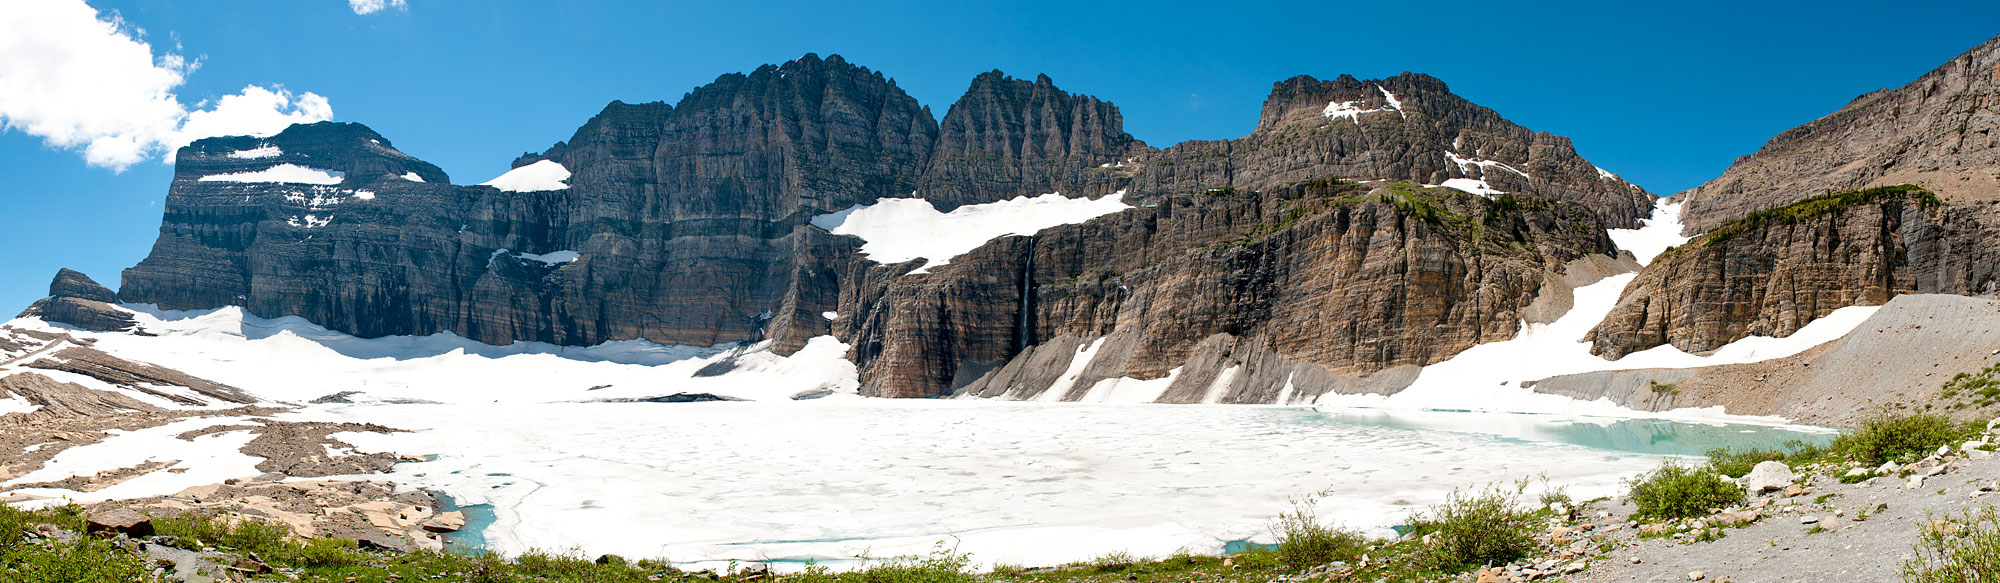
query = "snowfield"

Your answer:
(812, 191), (1131, 274)
(481, 160), (571, 192)
(197, 163), (345, 185)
